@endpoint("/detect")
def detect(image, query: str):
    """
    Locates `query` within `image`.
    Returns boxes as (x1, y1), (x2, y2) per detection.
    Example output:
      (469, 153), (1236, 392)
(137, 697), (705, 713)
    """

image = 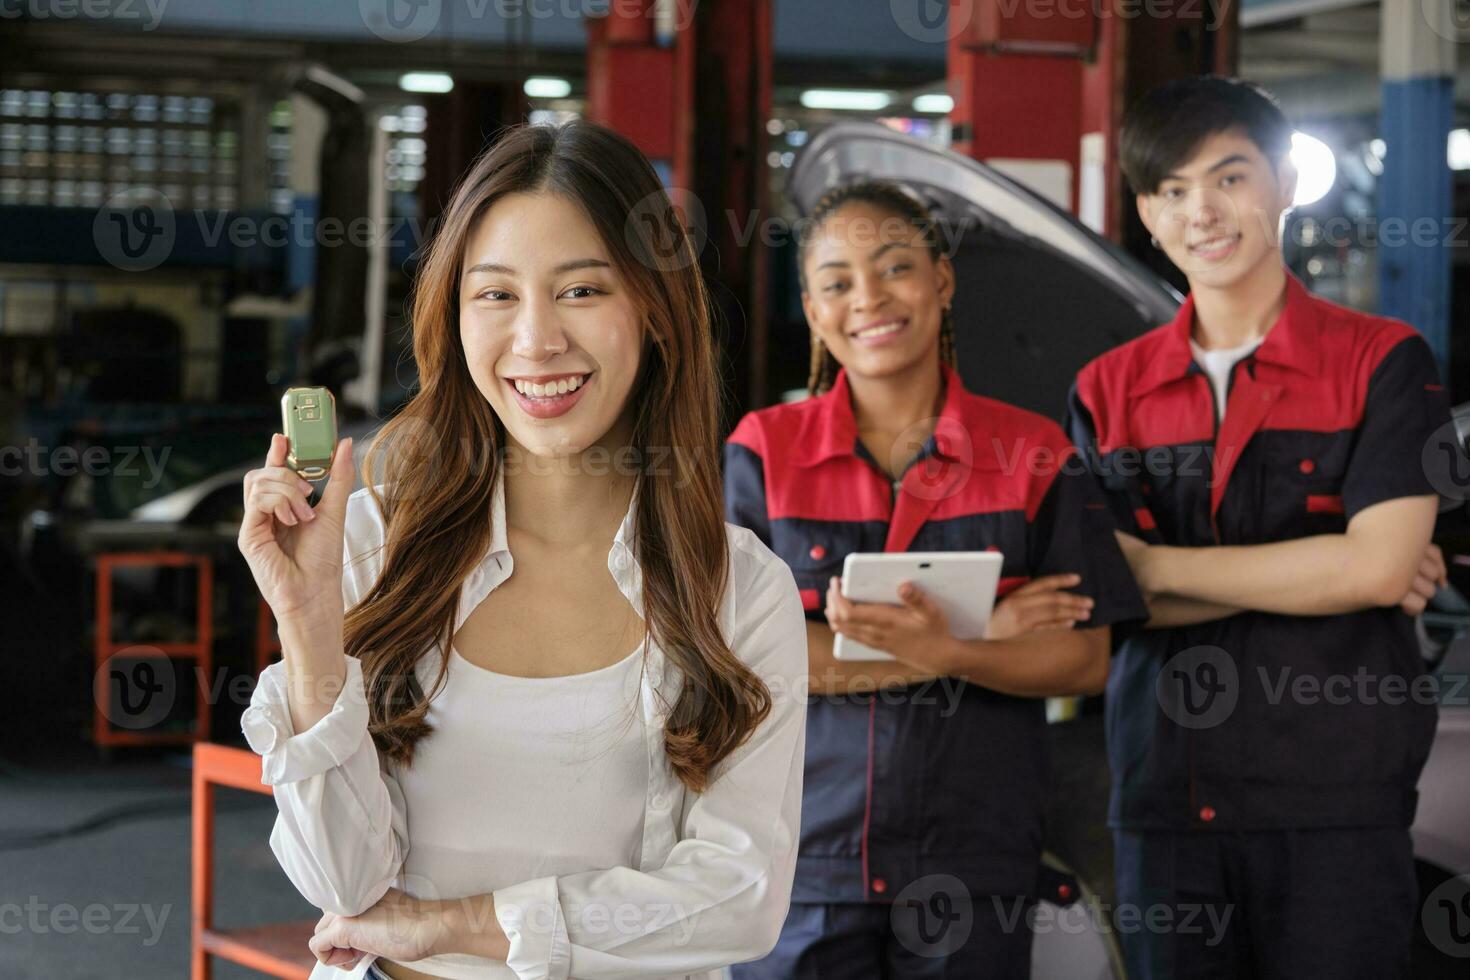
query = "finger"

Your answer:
(1014, 573), (1083, 596)
(897, 582), (944, 624)
(266, 432), (289, 469)
(837, 622), (887, 649)
(1425, 545), (1447, 587)
(317, 437), (355, 522)
(843, 602), (908, 630)
(1016, 593), (1092, 623)
(1400, 594), (1427, 617)
(828, 576), (856, 618)
(1411, 573), (1437, 601)
(253, 490), (300, 527)
(254, 475), (317, 523)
